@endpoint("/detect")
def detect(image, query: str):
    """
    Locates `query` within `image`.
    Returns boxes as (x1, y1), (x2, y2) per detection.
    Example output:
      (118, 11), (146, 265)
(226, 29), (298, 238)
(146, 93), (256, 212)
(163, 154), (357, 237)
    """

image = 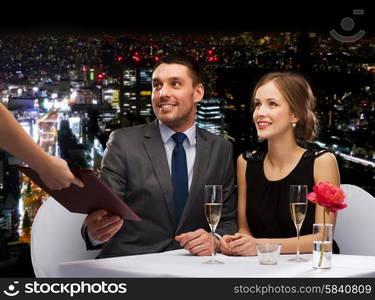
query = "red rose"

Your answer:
(307, 181), (347, 211)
